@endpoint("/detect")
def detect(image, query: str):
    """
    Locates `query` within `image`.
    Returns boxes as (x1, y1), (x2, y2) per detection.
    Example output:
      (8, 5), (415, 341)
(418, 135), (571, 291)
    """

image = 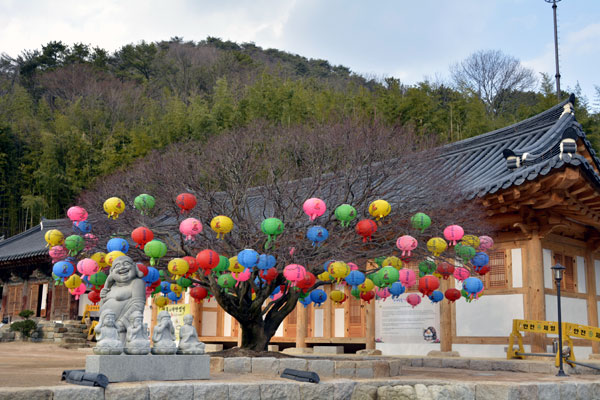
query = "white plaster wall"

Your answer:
(456, 294), (523, 337)
(334, 308), (345, 337)
(598, 301), (600, 329)
(543, 249), (553, 289)
(453, 344), (531, 358)
(313, 308), (324, 337)
(201, 311), (217, 336)
(577, 256), (586, 293)
(224, 313), (233, 336)
(376, 342), (440, 356)
(41, 284), (48, 311)
(77, 295), (98, 317)
(596, 260), (600, 296)
(511, 249), (523, 288)
(545, 295), (588, 325)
